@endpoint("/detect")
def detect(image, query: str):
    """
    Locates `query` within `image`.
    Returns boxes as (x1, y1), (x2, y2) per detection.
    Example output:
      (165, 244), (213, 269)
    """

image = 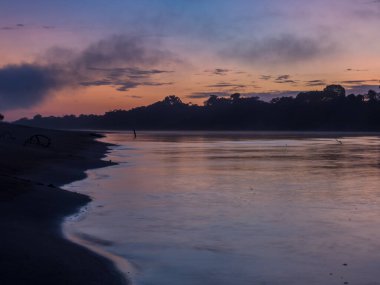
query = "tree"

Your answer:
(296, 91), (324, 103)
(0, 114), (3, 121)
(367, 90), (378, 102)
(204, 95), (219, 107)
(14, 85), (380, 131)
(163, 95), (182, 106)
(230, 93), (241, 103)
(323, 85), (346, 97)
